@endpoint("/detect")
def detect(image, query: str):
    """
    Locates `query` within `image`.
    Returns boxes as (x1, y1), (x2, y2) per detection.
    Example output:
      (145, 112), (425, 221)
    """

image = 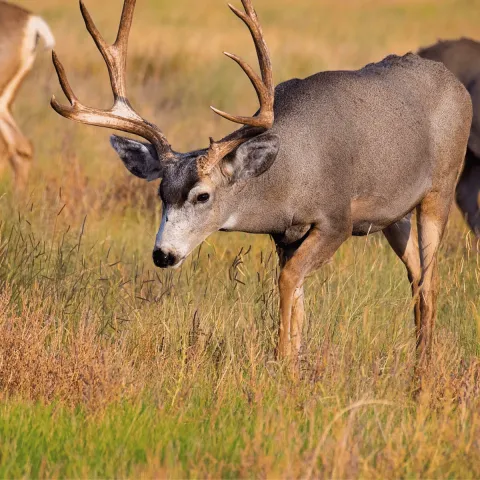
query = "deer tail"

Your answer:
(27, 15), (55, 51)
